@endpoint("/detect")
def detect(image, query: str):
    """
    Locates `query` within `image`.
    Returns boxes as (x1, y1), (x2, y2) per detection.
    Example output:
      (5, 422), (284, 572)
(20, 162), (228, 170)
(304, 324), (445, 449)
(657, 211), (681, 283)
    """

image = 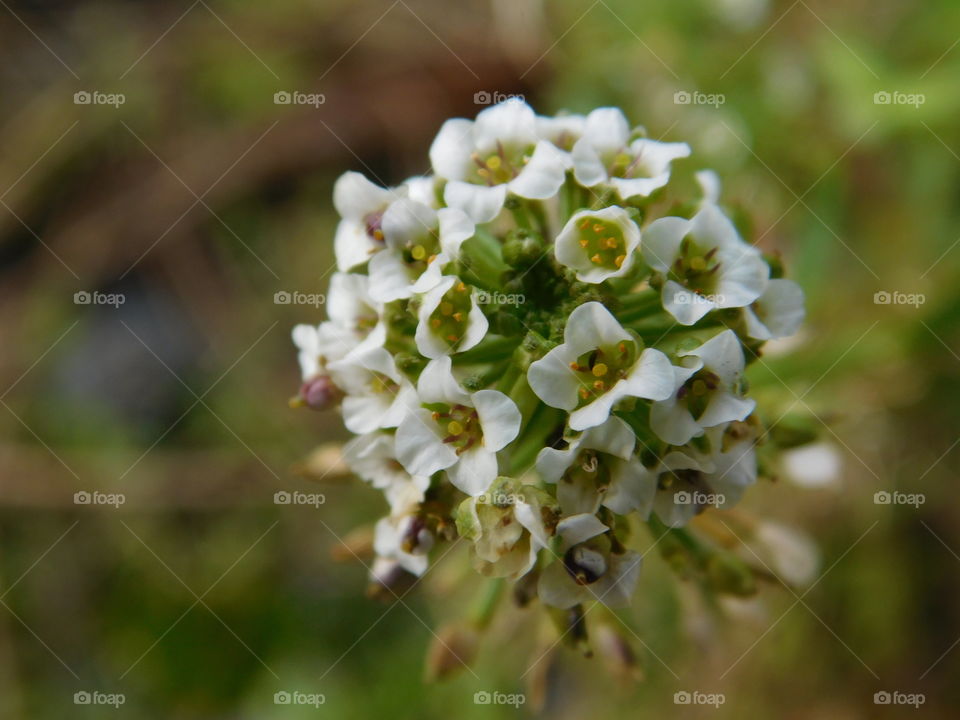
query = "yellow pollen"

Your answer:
(592, 363), (608, 377)
(447, 420), (464, 436)
(593, 224), (604, 233)
(591, 253), (602, 264)
(452, 312), (463, 322)
(690, 256), (707, 271)
(431, 412), (440, 421)
(605, 237), (618, 249)
(440, 302), (454, 316)
(579, 387), (590, 399)
(411, 245), (426, 260)
(570, 362), (581, 371)
(373, 229), (384, 241)
(477, 168), (490, 178)
(618, 342), (626, 353)
(692, 380), (707, 396)
(593, 380), (606, 391)
(427, 254), (437, 263)
(486, 155), (502, 170)
(614, 254), (626, 267)
(579, 219), (591, 230)
(447, 334), (459, 342)
(456, 282), (467, 292)
(431, 318), (441, 328)
(579, 239), (589, 248)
